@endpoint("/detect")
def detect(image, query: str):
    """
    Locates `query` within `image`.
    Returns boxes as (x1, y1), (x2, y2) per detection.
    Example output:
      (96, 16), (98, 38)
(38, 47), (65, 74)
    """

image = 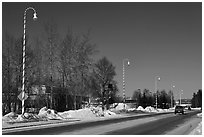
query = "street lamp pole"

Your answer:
(22, 7), (37, 114)
(122, 58), (130, 109)
(171, 85), (175, 108)
(180, 90), (183, 105)
(155, 76), (160, 109)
